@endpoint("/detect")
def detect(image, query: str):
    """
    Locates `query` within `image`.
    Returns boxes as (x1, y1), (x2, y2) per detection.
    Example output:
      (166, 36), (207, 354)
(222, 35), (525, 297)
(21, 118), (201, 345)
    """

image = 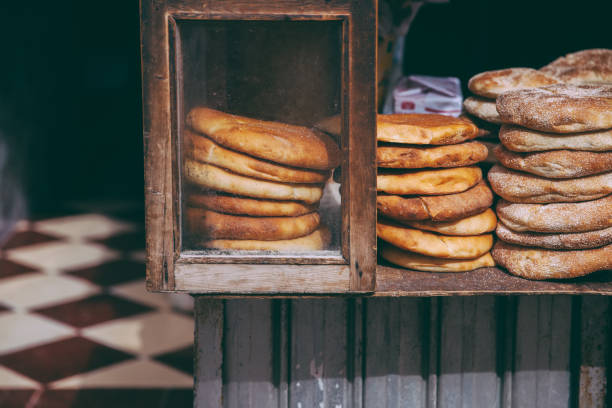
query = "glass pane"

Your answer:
(177, 20), (343, 257)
